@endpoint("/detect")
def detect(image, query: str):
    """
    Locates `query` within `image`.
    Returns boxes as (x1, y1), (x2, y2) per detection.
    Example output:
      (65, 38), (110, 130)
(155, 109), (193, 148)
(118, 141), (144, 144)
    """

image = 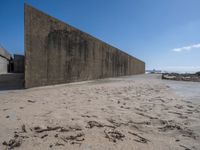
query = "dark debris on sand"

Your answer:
(104, 129), (125, 143)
